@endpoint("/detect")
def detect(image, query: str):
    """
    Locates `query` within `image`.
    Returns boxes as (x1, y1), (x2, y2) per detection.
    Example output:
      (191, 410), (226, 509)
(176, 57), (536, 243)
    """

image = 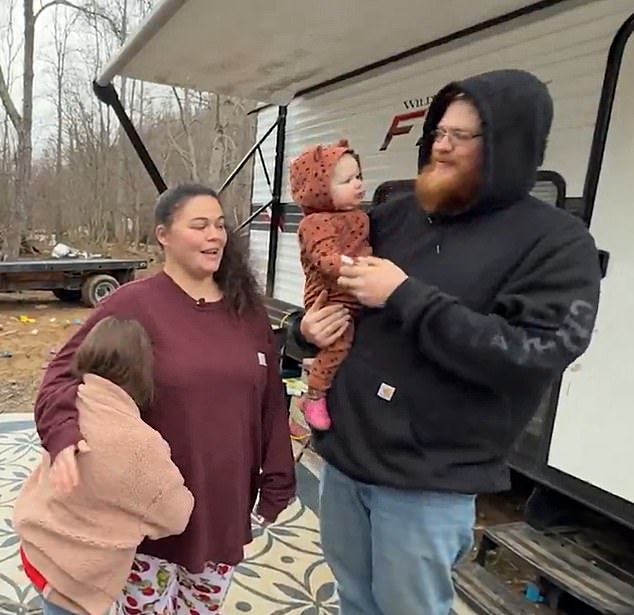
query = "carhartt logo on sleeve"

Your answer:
(377, 382), (395, 401)
(257, 352), (267, 367)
